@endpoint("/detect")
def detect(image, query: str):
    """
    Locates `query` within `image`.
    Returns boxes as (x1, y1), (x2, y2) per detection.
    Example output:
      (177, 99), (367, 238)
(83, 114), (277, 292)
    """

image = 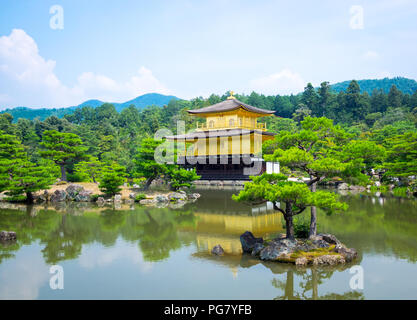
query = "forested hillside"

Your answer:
(330, 77), (417, 95)
(0, 93), (179, 121)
